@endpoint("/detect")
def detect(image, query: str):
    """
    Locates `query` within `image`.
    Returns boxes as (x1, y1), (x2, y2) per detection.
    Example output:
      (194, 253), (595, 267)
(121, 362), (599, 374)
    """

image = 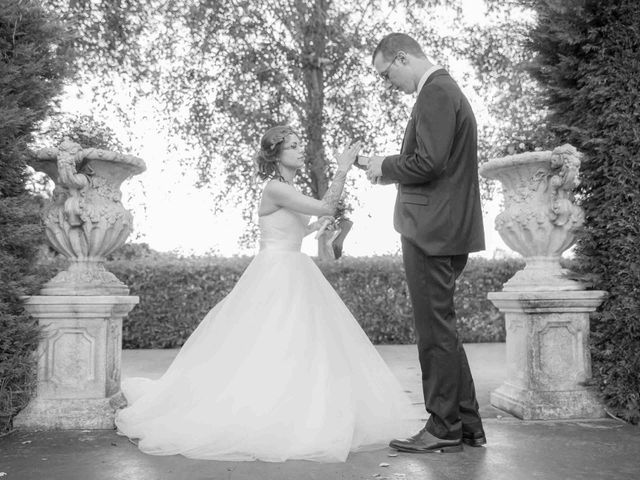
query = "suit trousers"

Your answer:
(401, 236), (483, 439)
